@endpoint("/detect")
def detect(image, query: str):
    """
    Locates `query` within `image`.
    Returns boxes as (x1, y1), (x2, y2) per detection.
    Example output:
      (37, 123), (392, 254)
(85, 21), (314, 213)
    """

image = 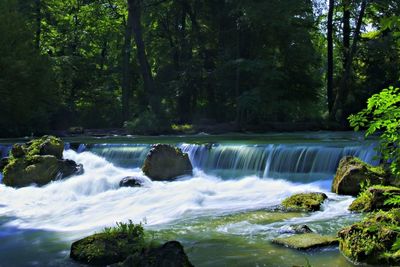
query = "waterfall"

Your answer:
(180, 143), (377, 181)
(72, 142), (378, 181)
